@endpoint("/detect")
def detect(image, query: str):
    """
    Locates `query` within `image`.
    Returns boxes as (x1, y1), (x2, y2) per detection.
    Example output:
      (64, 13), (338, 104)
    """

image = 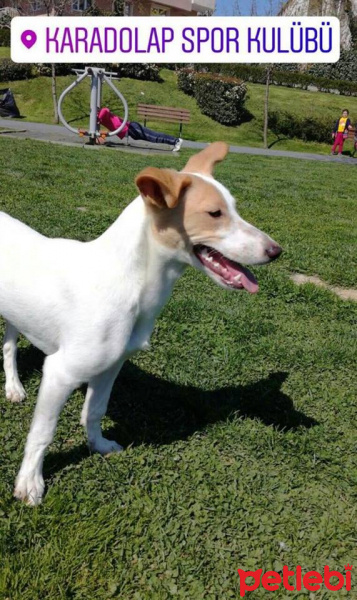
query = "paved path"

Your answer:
(0, 118), (171, 156)
(1, 118), (356, 164)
